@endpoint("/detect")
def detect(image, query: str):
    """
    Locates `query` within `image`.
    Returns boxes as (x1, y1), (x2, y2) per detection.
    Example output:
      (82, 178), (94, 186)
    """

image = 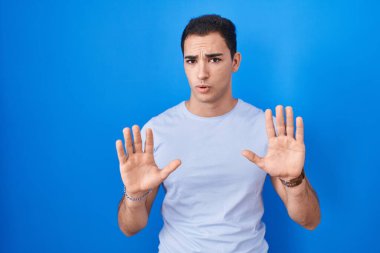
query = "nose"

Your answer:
(197, 60), (209, 81)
